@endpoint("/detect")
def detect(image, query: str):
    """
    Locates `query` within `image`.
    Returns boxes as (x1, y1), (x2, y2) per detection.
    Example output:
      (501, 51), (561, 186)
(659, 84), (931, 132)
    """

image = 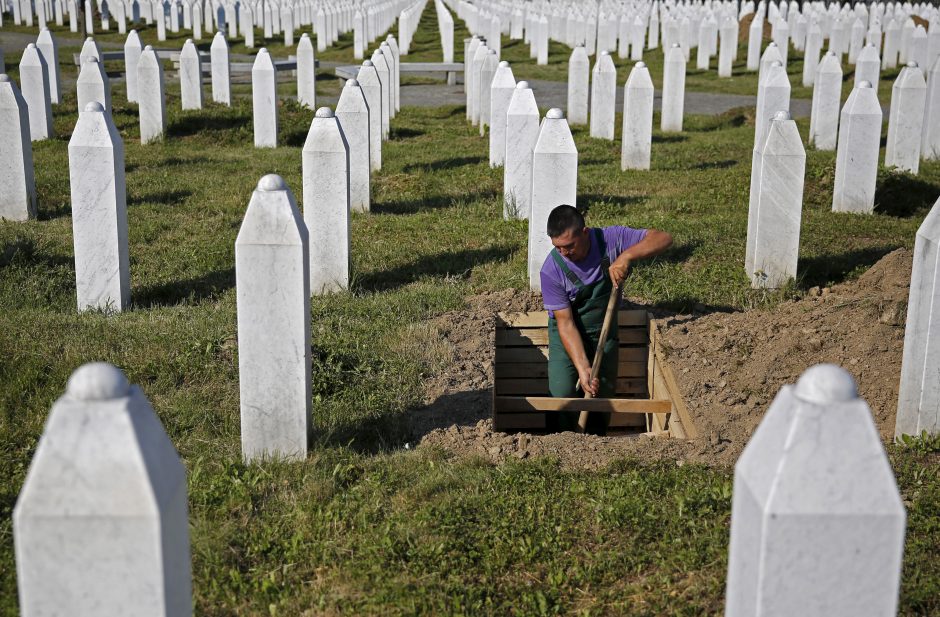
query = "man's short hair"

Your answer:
(547, 205), (585, 238)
